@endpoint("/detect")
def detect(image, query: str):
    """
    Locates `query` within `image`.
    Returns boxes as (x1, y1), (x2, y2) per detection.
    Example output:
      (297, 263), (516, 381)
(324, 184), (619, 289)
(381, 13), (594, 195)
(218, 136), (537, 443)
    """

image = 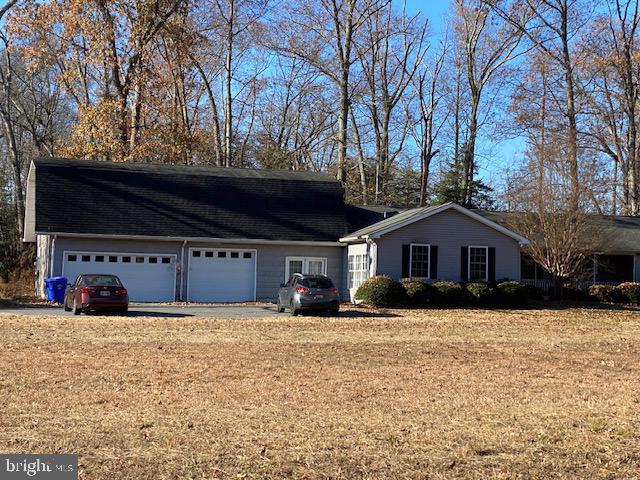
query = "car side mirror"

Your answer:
(280, 283), (286, 288)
